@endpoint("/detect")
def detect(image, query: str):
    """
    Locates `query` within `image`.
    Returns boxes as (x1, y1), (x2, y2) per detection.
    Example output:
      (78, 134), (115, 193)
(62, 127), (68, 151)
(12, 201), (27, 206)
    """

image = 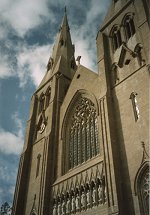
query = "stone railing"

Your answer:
(52, 160), (107, 215)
